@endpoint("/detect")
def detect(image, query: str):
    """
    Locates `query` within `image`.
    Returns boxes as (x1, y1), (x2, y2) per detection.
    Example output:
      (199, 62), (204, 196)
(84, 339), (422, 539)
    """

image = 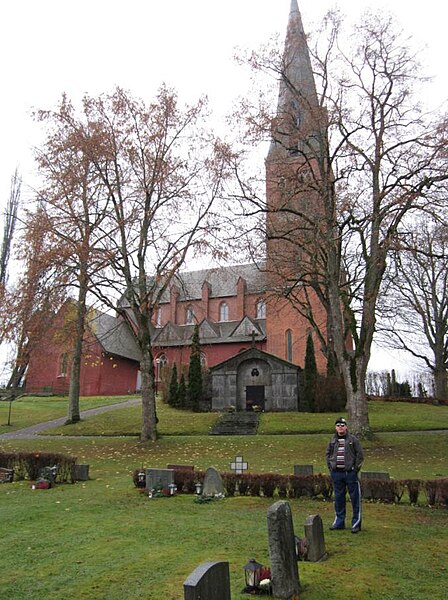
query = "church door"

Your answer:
(246, 385), (265, 411)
